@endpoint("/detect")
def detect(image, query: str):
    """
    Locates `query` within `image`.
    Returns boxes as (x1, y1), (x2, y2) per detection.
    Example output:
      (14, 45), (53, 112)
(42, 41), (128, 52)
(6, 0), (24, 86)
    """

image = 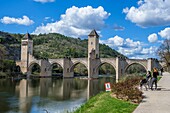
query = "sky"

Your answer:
(0, 0), (170, 59)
